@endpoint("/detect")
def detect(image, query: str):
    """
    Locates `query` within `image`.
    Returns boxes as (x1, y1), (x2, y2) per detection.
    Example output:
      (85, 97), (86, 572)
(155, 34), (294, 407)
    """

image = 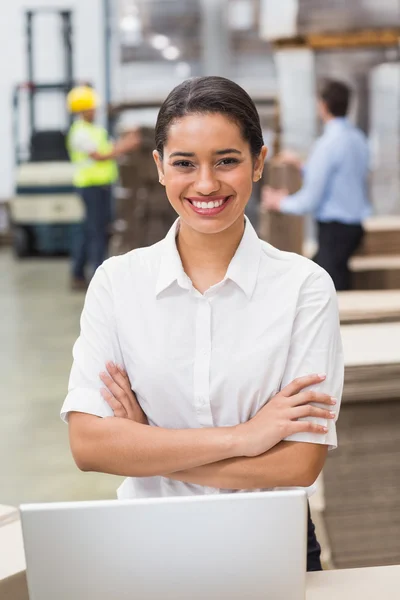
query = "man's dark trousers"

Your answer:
(73, 185), (113, 280)
(314, 221), (364, 291)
